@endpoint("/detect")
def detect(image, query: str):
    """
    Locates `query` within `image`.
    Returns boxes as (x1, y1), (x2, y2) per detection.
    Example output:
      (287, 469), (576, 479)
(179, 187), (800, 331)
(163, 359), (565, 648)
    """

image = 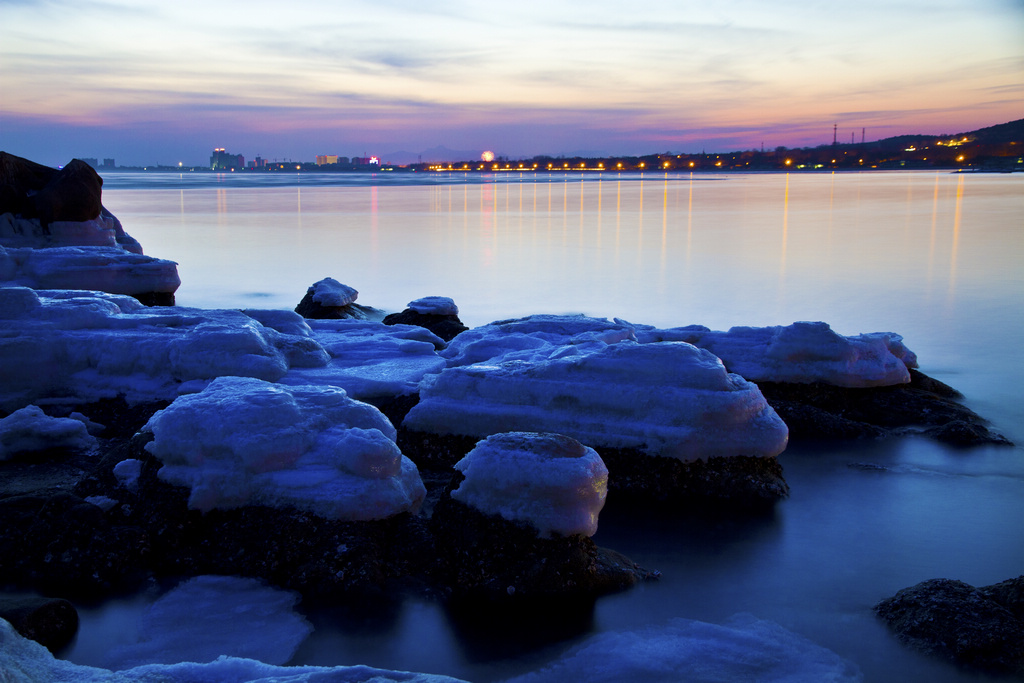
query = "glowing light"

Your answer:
(481, 151), (495, 162)
(784, 159), (792, 166)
